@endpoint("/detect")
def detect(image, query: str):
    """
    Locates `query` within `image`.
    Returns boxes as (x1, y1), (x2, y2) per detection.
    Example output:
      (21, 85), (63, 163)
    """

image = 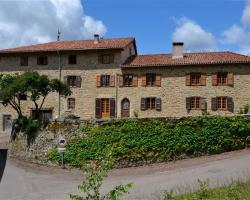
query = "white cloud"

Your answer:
(0, 0), (107, 49)
(241, 2), (250, 26)
(172, 18), (216, 52)
(221, 1), (250, 55)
